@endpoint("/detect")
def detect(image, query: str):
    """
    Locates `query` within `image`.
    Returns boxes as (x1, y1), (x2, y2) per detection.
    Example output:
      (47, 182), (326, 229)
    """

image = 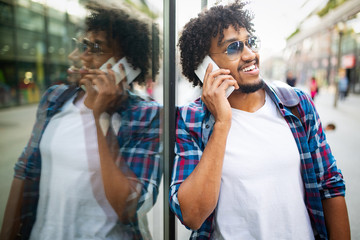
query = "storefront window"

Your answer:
(0, 27), (15, 58)
(0, 2), (13, 24)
